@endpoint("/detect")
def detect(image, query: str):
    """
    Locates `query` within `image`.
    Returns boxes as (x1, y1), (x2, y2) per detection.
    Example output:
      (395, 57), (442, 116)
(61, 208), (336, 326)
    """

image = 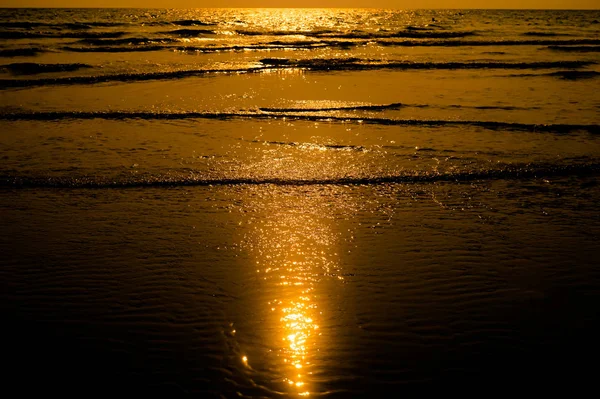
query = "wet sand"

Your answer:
(2, 177), (600, 395)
